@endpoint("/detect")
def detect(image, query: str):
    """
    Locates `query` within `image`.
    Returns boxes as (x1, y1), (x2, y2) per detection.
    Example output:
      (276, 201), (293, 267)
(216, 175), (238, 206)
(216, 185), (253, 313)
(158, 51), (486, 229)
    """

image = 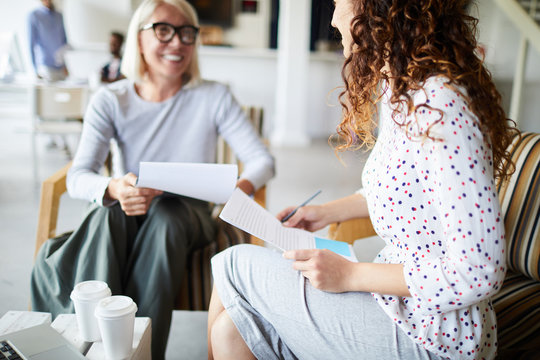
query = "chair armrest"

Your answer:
(248, 185), (266, 246)
(35, 161), (71, 258)
(327, 217), (377, 244)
